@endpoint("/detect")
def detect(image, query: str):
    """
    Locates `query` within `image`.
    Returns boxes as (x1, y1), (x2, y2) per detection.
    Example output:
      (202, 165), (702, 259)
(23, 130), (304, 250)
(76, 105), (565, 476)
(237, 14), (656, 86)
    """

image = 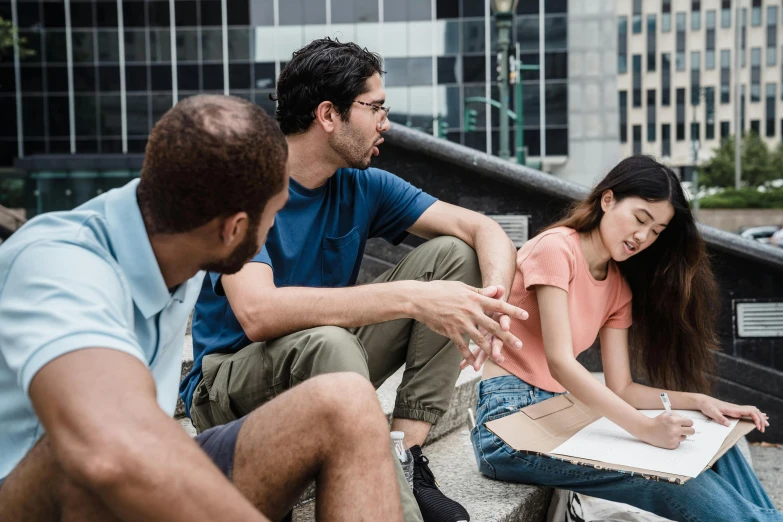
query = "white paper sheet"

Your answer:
(550, 410), (739, 478)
